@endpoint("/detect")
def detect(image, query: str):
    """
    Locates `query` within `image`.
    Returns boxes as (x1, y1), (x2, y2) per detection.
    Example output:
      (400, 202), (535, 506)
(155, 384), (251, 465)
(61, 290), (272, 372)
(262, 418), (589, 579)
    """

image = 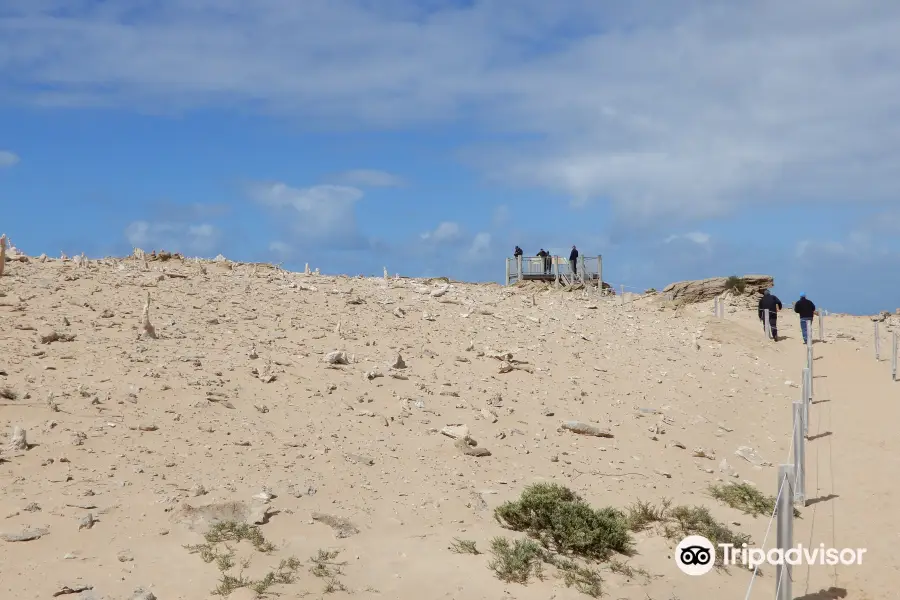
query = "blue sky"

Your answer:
(2, 0), (900, 315)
